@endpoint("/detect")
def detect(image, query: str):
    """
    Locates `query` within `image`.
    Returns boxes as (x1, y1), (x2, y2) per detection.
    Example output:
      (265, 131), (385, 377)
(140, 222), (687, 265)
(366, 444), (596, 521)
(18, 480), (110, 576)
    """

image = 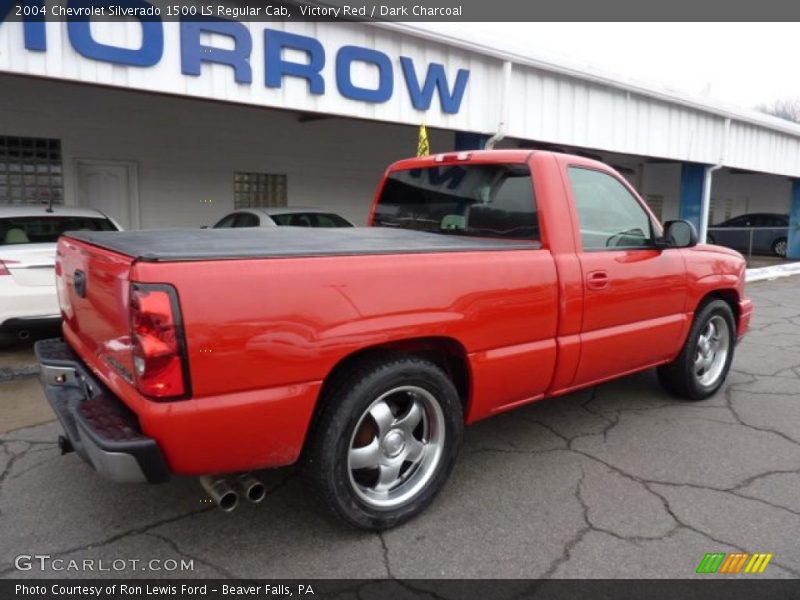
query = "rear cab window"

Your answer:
(373, 163), (540, 242)
(1, 215), (117, 245)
